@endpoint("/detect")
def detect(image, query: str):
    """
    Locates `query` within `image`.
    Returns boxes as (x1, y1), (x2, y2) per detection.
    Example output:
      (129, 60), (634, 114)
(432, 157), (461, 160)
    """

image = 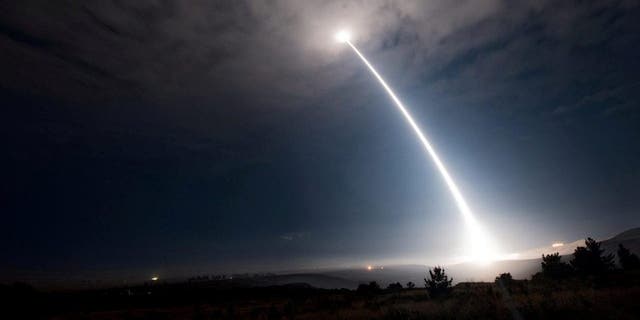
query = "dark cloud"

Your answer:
(2, 1), (638, 115)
